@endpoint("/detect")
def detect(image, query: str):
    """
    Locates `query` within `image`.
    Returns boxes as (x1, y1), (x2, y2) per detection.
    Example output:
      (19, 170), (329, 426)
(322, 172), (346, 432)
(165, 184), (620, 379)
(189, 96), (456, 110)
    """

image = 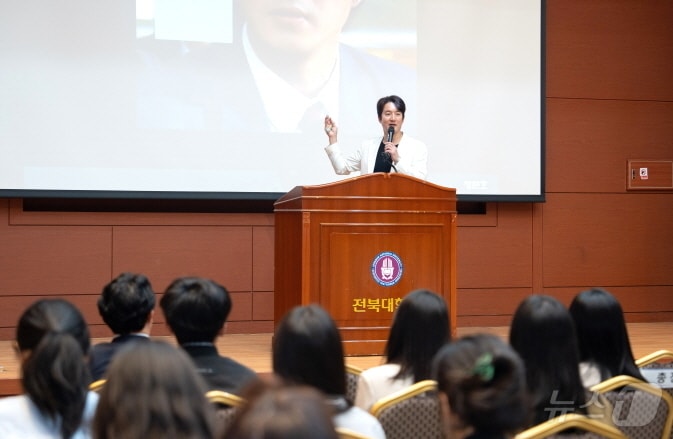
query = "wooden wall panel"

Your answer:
(542, 193), (673, 287)
(457, 203), (533, 288)
(546, 0), (673, 101)
(111, 225), (253, 292)
(546, 99), (673, 193)
(252, 226), (274, 291)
